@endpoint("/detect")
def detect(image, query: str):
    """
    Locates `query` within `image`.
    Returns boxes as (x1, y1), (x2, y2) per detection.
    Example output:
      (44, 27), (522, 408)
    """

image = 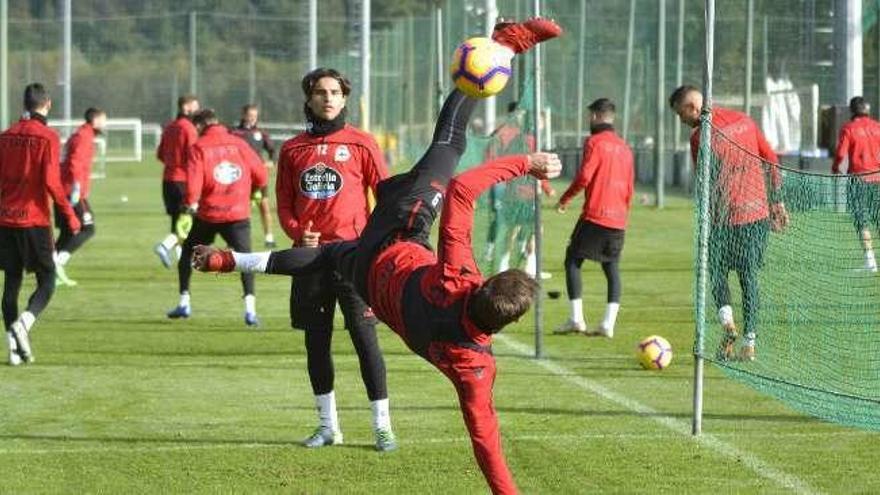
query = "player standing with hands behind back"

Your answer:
(1, 83), (81, 365)
(275, 68), (394, 451)
(554, 98), (634, 337)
